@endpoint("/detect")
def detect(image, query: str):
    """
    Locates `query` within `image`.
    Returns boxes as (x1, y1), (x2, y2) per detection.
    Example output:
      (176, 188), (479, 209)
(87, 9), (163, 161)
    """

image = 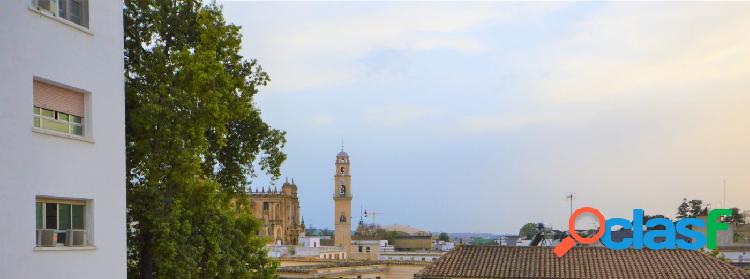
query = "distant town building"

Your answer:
(299, 236), (321, 248)
(717, 245), (750, 269)
(318, 247), (346, 260)
(349, 239), (381, 260)
(380, 251), (443, 262)
(334, 149), (353, 248)
(415, 246), (748, 279)
(496, 235), (520, 246)
(433, 240), (455, 252)
(393, 235), (433, 251)
(248, 178), (305, 245)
